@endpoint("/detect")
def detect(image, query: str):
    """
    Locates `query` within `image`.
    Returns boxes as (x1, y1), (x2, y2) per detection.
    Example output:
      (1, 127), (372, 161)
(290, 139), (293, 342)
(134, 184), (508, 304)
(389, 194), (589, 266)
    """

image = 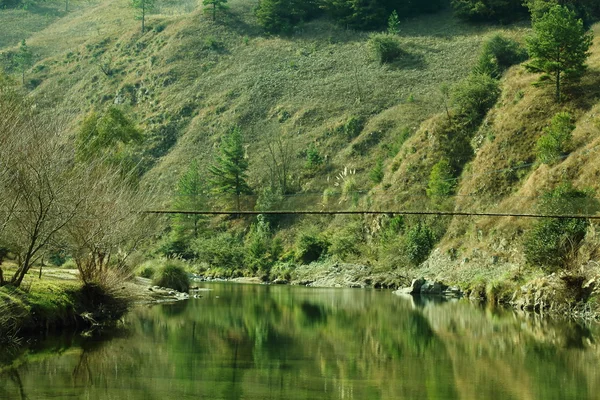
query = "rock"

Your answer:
(420, 280), (447, 295)
(273, 278), (288, 285)
(443, 286), (463, 298)
(409, 278), (426, 294)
